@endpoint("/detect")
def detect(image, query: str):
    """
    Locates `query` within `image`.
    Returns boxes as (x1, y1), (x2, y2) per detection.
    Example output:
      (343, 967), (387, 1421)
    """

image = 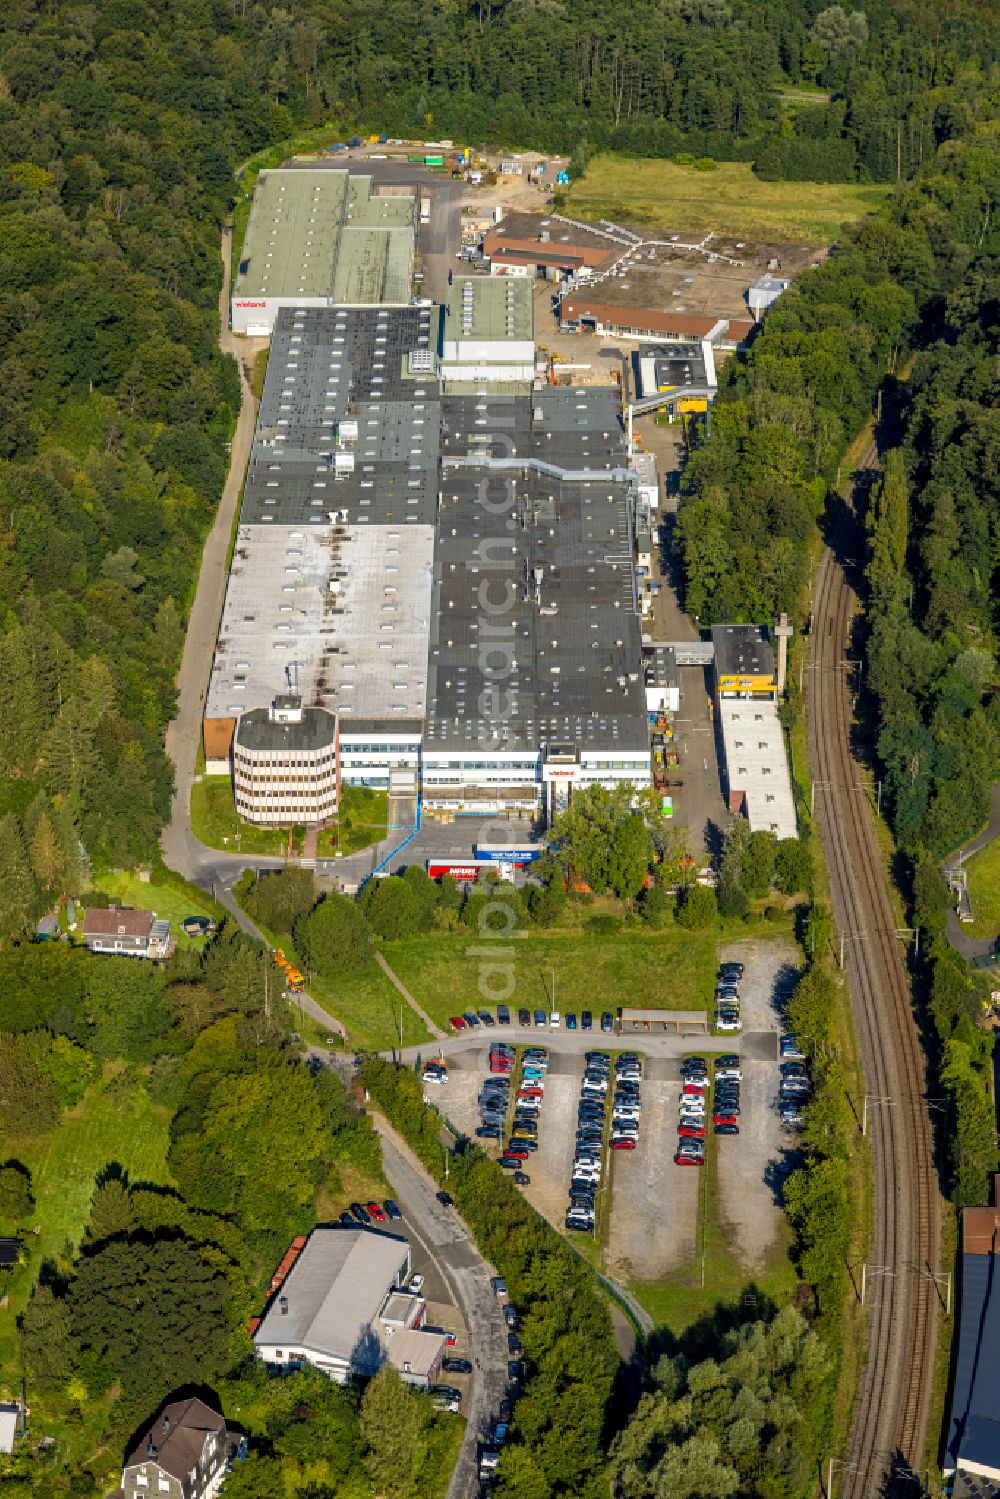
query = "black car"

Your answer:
(508, 1361), (523, 1382)
(518, 1008), (531, 1026)
(504, 1305), (519, 1328)
(436, 1190), (454, 1206)
(507, 1331), (523, 1355)
(513, 1171), (530, 1185)
(384, 1199), (403, 1220)
(581, 1011), (593, 1031)
(715, 1122), (740, 1135)
(719, 962), (744, 977)
(443, 1356), (473, 1374)
(600, 1011), (613, 1032)
(499, 1398), (513, 1421)
(350, 1202), (370, 1224)
(339, 1210), (355, 1226)
(477, 1125), (502, 1139)
(478, 1011), (495, 1027)
(780, 1062), (808, 1078)
(497, 1005), (511, 1025)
